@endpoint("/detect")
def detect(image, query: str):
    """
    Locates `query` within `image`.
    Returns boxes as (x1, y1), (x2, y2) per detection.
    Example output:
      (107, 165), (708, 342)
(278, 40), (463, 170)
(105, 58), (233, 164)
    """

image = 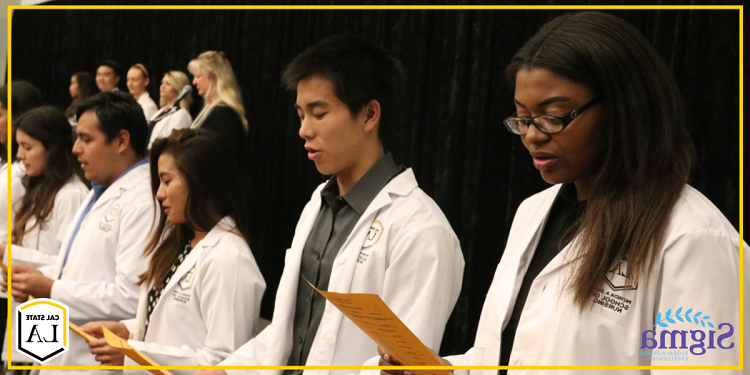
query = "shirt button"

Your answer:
(325, 333), (336, 345)
(337, 256), (347, 265)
